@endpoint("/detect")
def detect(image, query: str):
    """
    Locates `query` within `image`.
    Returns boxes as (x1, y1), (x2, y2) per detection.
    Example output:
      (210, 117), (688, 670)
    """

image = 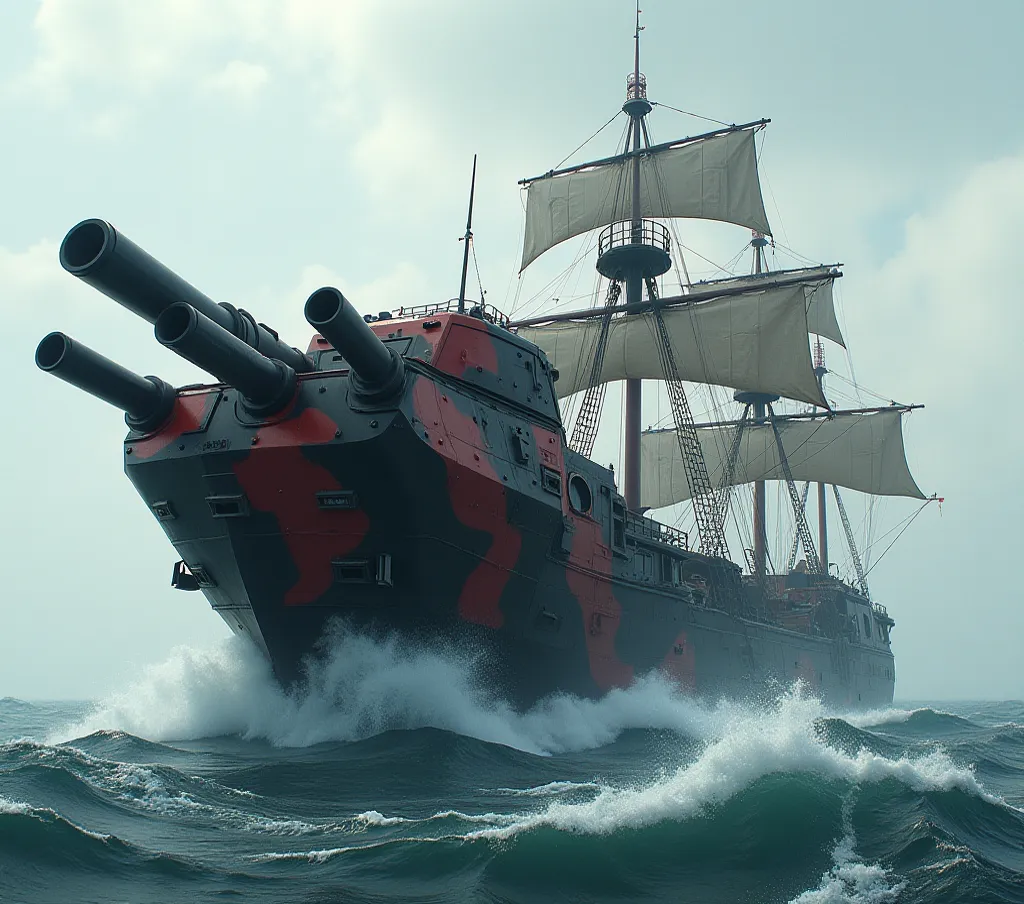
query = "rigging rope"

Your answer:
(863, 498), (936, 579)
(649, 101), (732, 128)
(569, 281), (621, 457)
(470, 239), (485, 304)
(555, 111), (625, 169)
